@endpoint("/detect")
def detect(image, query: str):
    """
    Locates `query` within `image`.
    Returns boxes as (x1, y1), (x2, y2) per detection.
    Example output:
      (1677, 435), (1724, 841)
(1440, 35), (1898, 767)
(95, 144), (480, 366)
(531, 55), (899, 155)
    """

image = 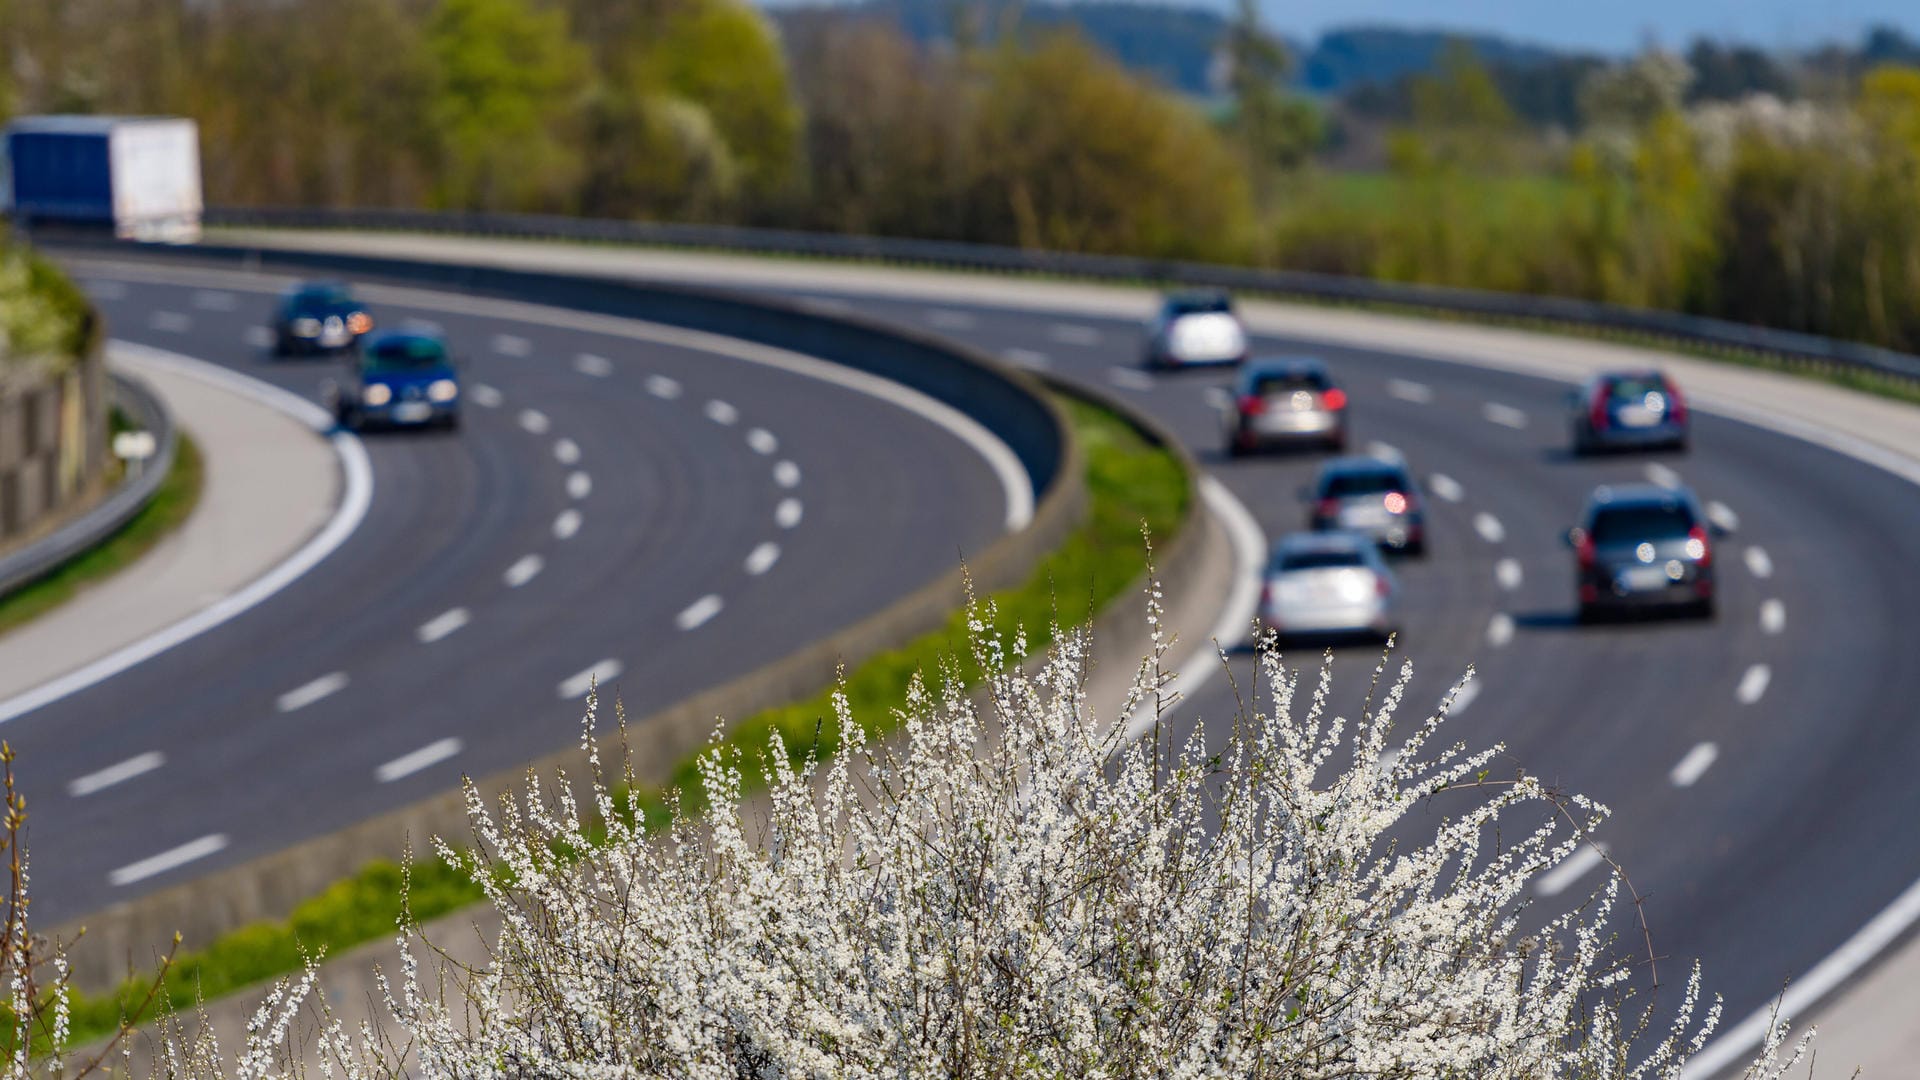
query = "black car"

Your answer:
(1568, 370), (1689, 453)
(1221, 358), (1348, 455)
(1568, 483), (1716, 620)
(1306, 456), (1425, 555)
(273, 281), (372, 356)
